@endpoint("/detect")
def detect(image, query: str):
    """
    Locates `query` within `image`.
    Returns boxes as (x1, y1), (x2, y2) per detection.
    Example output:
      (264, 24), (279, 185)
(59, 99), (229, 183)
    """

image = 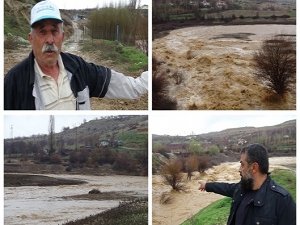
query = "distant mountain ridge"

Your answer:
(153, 120), (296, 152)
(5, 115), (148, 154)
